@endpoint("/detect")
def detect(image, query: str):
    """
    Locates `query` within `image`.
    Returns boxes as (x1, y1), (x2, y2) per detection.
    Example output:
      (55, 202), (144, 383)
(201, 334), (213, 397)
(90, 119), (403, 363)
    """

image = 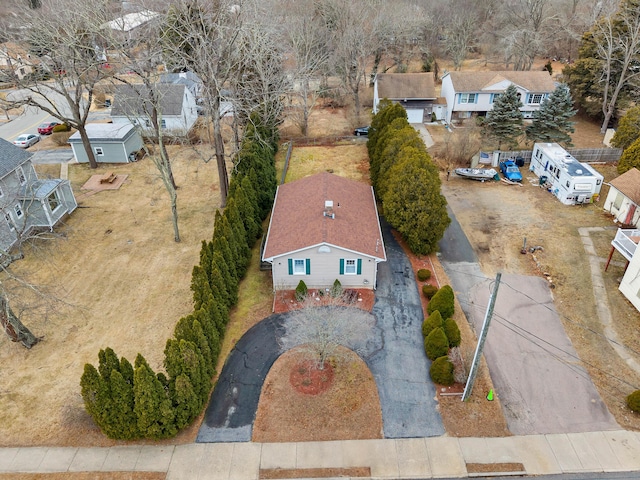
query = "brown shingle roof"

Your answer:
(263, 172), (385, 260)
(610, 168), (640, 205)
(376, 73), (436, 99)
(446, 71), (556, 93)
